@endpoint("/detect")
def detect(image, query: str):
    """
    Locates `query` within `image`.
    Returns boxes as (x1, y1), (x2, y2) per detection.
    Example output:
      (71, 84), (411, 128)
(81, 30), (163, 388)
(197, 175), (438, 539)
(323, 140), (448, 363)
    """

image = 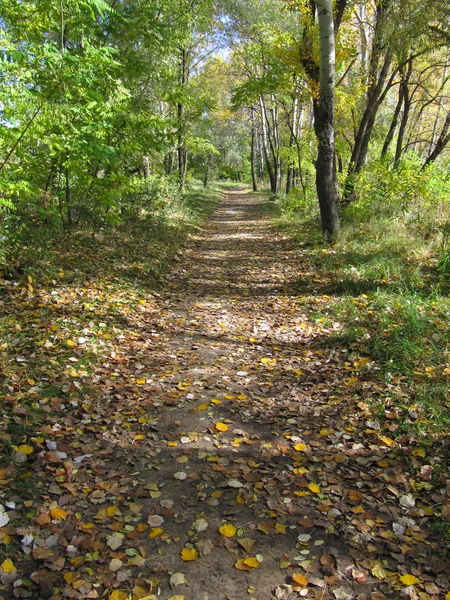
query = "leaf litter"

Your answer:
(0, 190), (449, 599)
